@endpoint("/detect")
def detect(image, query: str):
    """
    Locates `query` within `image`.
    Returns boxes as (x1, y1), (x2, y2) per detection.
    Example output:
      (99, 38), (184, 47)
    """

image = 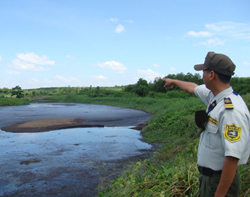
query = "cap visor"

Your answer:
(194, 64), (206, 71)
